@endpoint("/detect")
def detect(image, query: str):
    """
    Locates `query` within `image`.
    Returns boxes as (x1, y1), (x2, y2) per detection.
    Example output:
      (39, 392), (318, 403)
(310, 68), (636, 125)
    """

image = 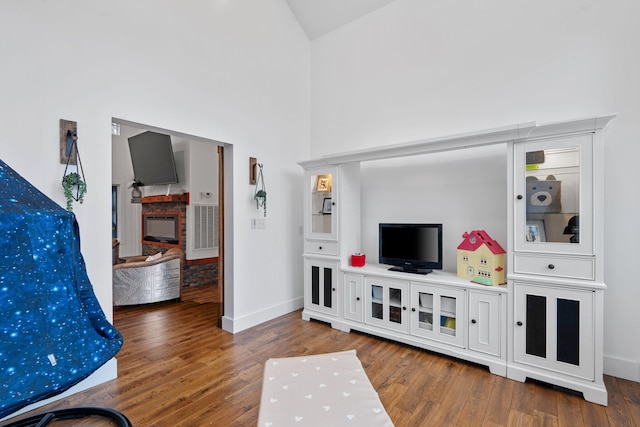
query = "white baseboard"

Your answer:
(0, 358), (118, 423)
(604, 354), (640, 382)
(222, 296), (304, 333)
